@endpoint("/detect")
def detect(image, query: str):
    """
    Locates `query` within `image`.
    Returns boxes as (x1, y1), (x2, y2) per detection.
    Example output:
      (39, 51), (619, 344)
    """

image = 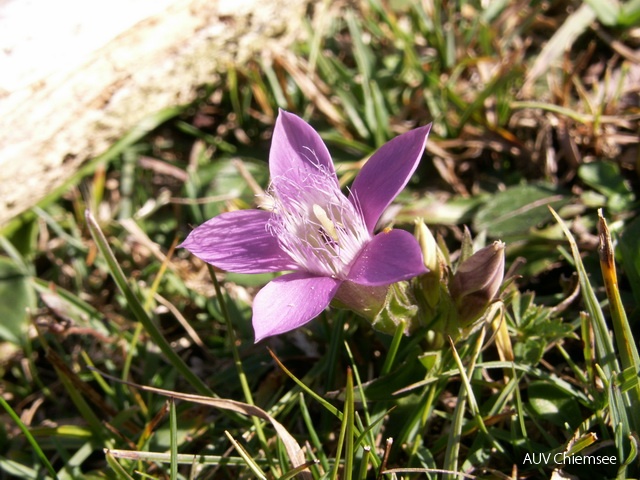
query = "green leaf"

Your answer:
(578, 161), (634, 213)
(0, 396), (59, 479)
(0, 256), (36, 344)
(619, 215), (640, 310)
(84, 210), (214, 397)
(620, 0), (640, 26)
(169, 399), (178, 480)
(550, 208), (636, 468)
(473, 183), (569, 239)
(225, 431), (268, 479)
(4, 218), (38, 258)
(105, 450), (136, 480)
(584, 0), (620, 25)
(397, 194), (487, 226)
(528, 381), (583, 429)
(224, 272), (277, 288)
(202, 159), (269, 219)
